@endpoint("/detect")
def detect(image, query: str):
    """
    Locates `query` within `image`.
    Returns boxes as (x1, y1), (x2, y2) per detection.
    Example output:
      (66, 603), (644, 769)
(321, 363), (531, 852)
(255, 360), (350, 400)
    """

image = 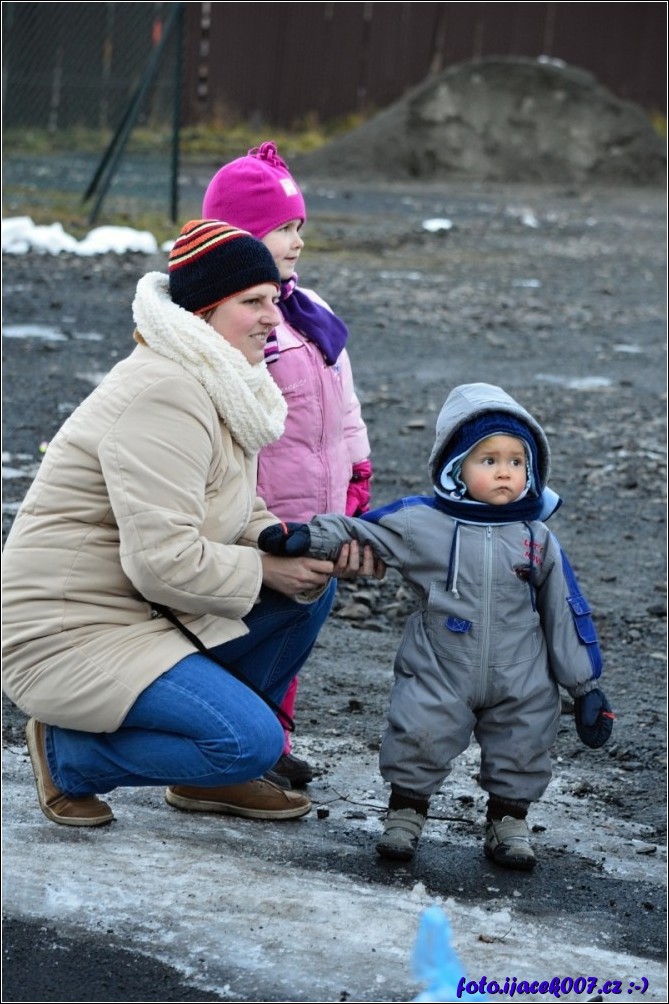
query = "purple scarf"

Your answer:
(275, 275), (349, 366)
